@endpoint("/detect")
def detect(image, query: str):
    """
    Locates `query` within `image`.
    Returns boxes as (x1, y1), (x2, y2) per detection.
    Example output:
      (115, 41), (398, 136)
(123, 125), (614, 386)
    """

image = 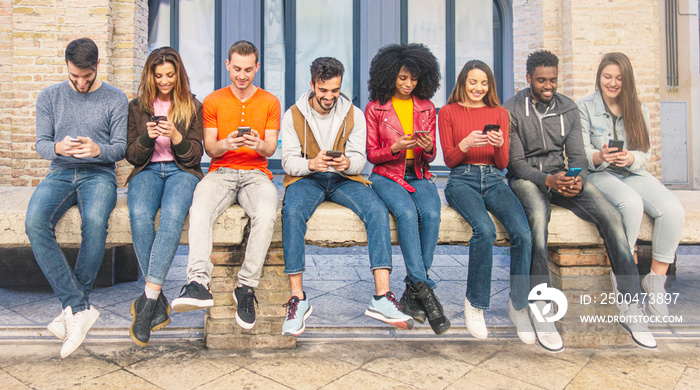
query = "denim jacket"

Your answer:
(577, 90), (651, 176)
